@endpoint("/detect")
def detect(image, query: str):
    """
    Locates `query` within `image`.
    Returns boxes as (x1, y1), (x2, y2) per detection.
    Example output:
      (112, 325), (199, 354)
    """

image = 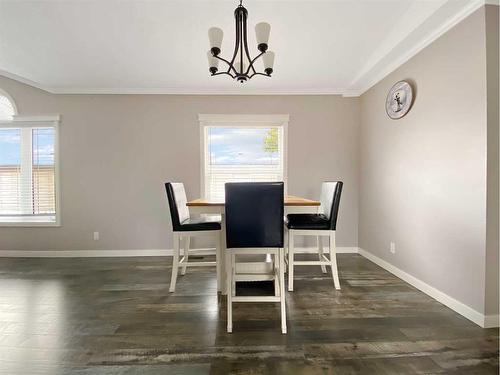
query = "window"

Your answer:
(0, 94), (16, 120)
(200, 114), (288, 201)
(0, 97), (60, 225)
